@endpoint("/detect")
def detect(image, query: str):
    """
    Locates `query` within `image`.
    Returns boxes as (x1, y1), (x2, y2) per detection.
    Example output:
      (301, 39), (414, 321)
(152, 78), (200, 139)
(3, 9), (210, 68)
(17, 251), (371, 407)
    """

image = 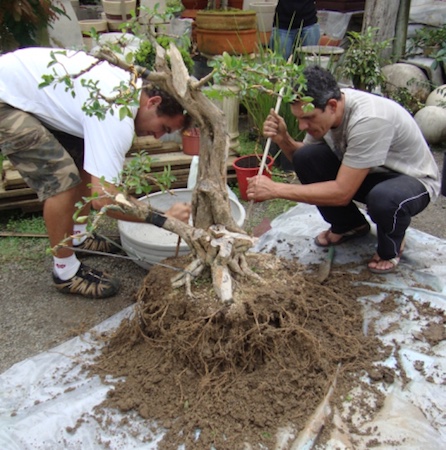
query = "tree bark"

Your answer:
(362, 0), (401, 61)
(96, 43), (255, 302)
